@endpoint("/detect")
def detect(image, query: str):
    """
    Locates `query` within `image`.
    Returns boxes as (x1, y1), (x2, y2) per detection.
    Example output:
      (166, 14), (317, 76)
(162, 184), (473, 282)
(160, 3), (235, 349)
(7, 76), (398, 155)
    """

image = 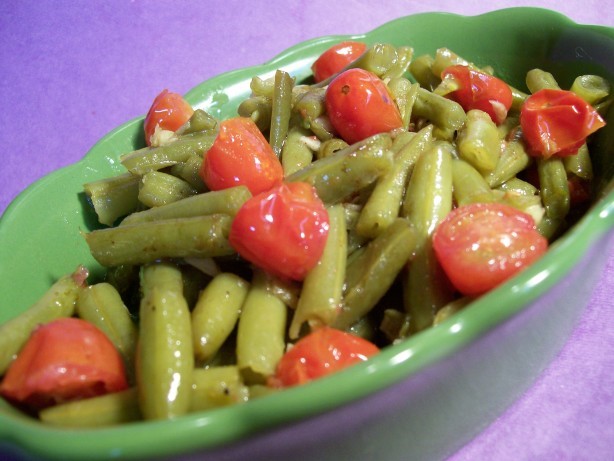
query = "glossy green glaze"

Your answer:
(0, 7), (612, 461)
